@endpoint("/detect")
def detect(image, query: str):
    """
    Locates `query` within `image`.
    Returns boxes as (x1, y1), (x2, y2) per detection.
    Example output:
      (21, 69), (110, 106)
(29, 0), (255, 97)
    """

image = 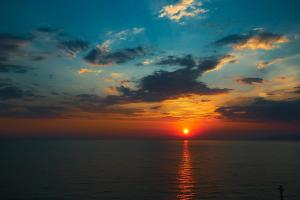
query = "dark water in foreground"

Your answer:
(0, 140), (300, 200)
